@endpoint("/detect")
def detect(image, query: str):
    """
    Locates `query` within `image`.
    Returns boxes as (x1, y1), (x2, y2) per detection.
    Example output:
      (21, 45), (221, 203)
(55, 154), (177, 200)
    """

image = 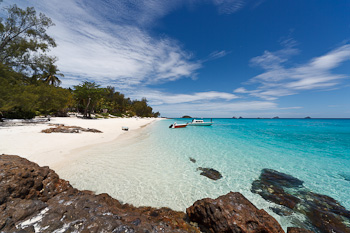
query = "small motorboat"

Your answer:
(188, 119), (213, 126)
(169, 122), (188, 128)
